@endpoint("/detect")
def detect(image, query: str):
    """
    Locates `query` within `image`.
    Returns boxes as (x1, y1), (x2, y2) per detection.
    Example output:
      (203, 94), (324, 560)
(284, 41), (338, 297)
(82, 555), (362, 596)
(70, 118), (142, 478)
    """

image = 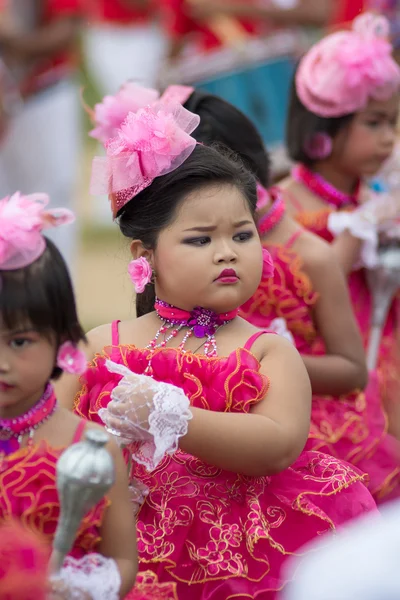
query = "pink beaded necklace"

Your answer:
(291, 164), (360, 210)
(0, 384), (57, 456)
(257, 187), (286, 237)
(145, 300), (238, 374)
